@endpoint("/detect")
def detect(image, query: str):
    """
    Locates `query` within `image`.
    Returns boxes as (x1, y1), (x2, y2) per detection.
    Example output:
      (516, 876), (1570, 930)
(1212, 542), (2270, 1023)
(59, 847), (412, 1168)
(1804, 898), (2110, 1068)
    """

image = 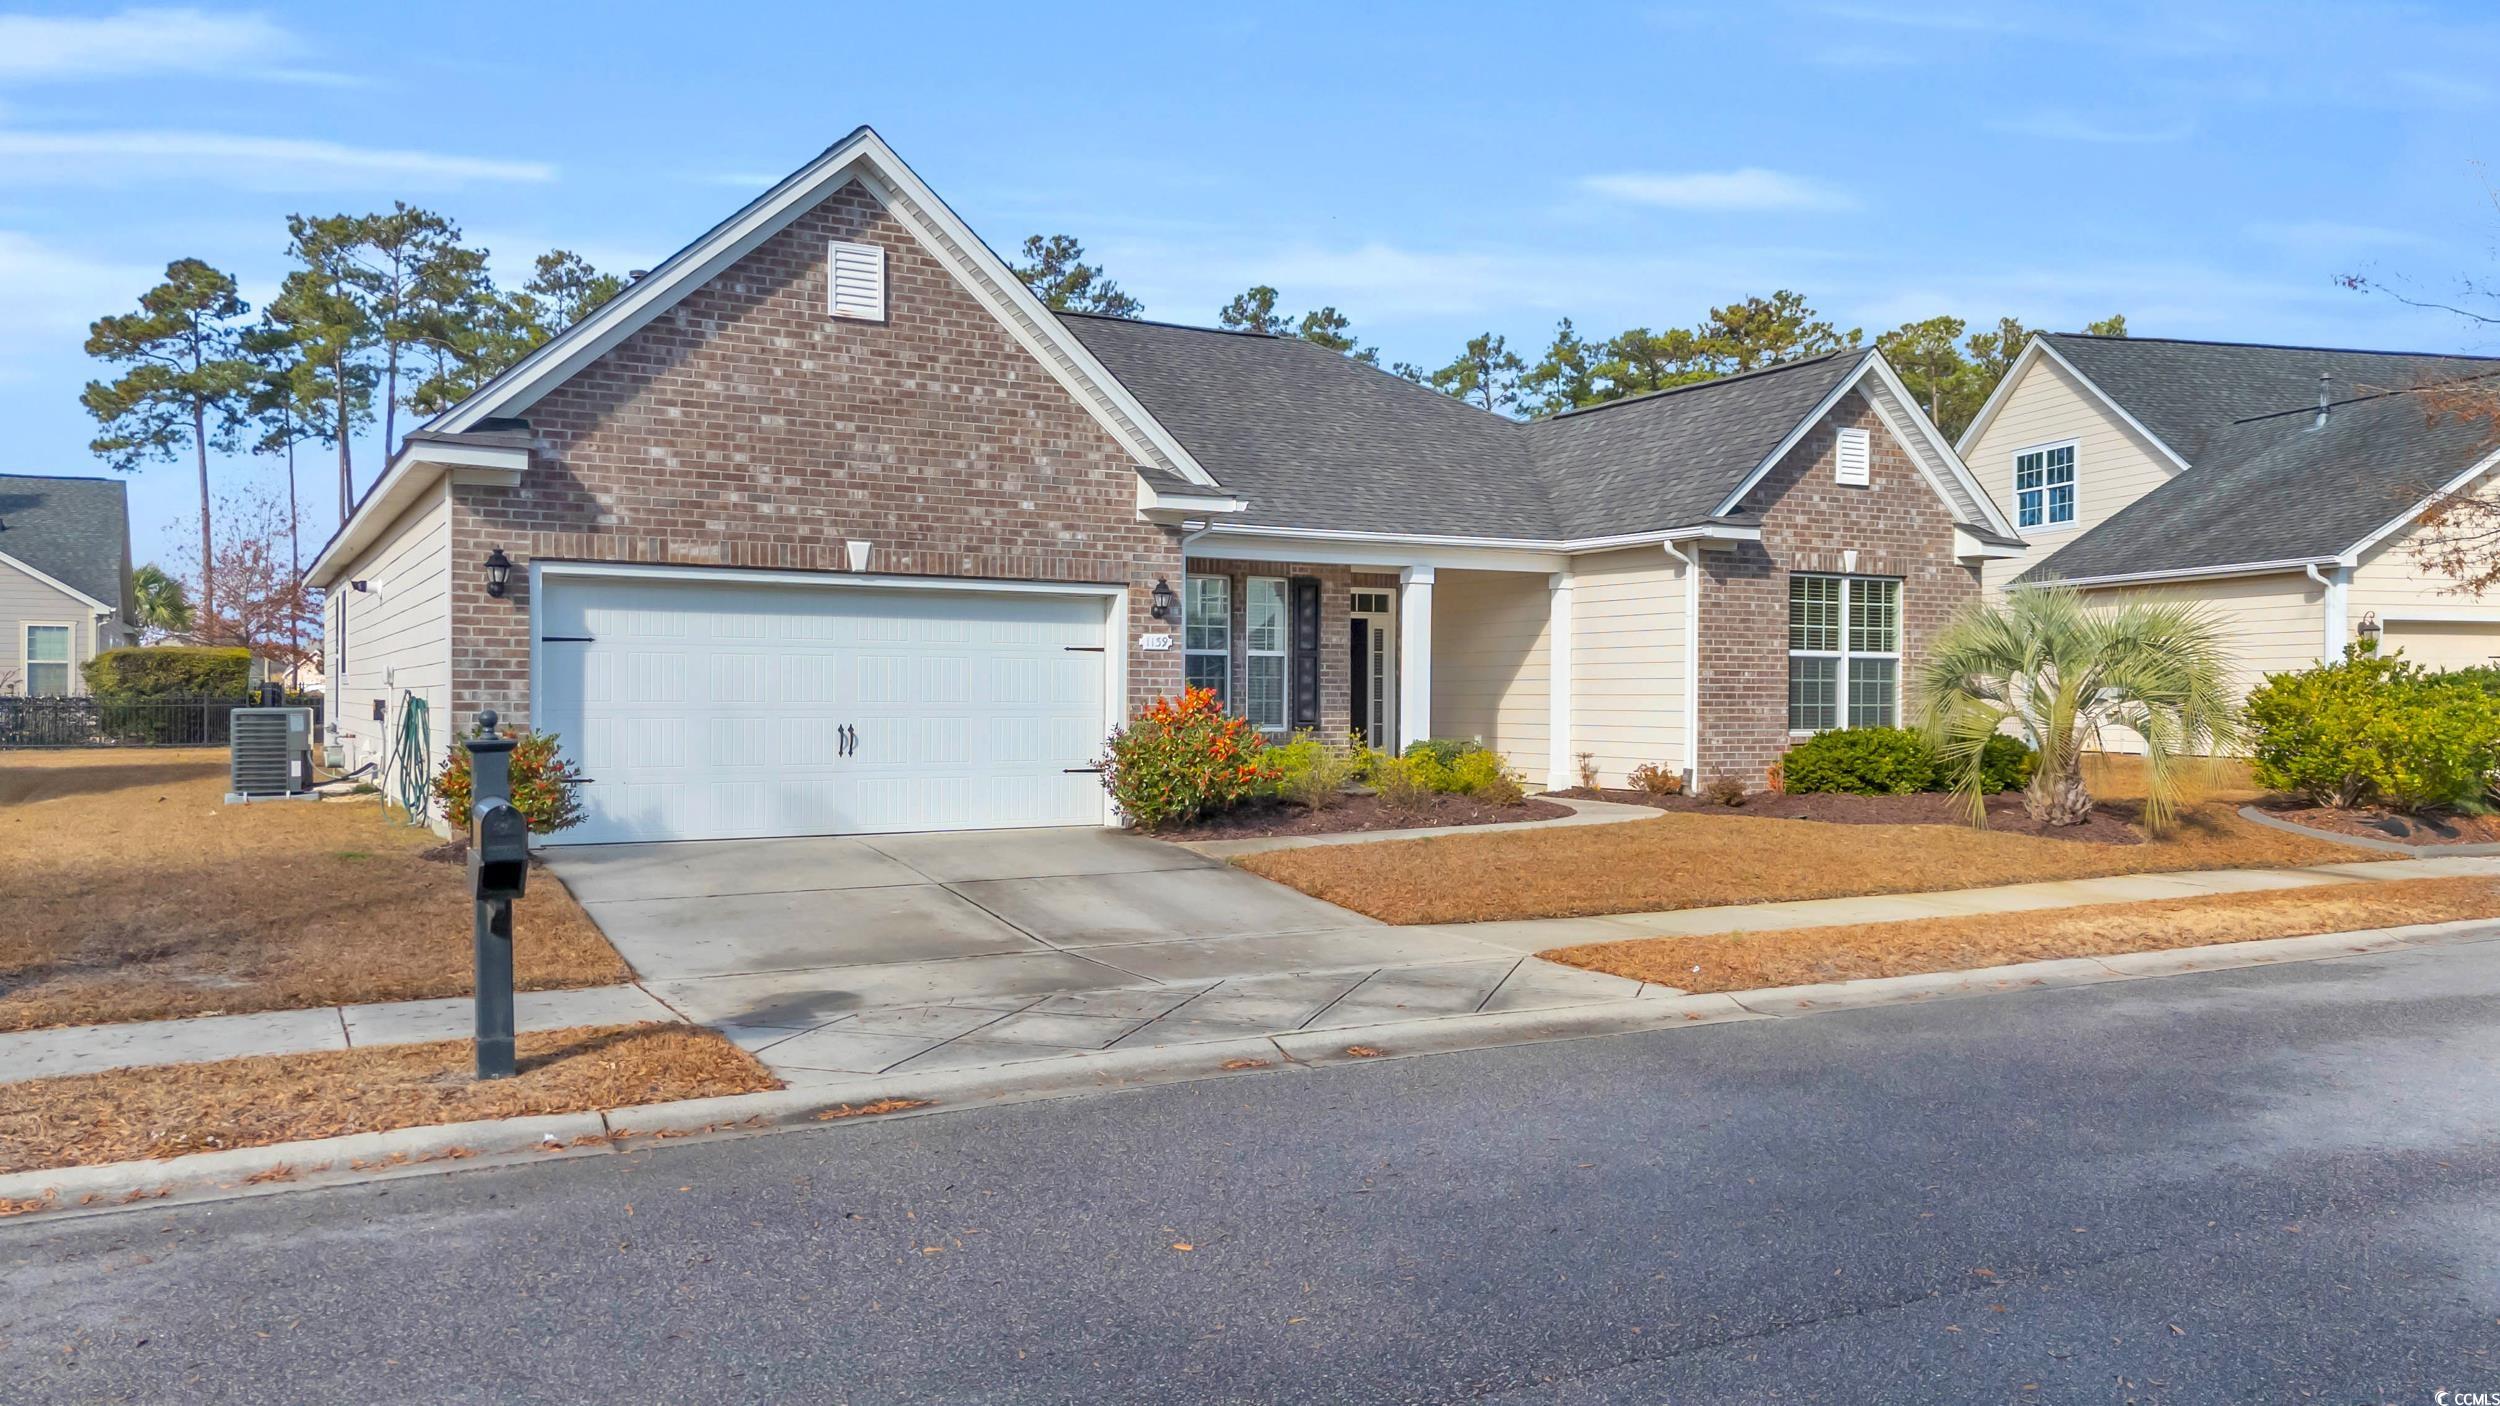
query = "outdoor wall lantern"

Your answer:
(484, 548), (514, 599)
(1150, 576), (1176, 620)
(2357, 610), (2382, 646)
